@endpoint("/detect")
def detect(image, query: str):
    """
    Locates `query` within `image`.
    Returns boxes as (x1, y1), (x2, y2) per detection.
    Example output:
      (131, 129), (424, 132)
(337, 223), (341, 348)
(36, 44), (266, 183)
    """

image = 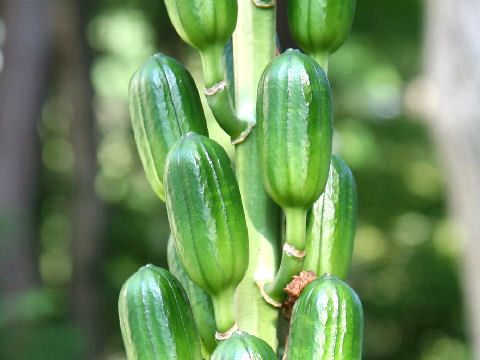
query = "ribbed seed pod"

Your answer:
(164, 0), (237, 53)
(118, 265), (202, 360)
(258, 49), (333, 303)
(257, 49), (333, 211)
(129, 53), (208, 202)
(164, 133), (249, 333)
(286, 274), (363, 360)
(167, 235), (217, 357)
(304, 155), (357, 279)
(210, 332), (277, 360)
(287, 0), (356, 67)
